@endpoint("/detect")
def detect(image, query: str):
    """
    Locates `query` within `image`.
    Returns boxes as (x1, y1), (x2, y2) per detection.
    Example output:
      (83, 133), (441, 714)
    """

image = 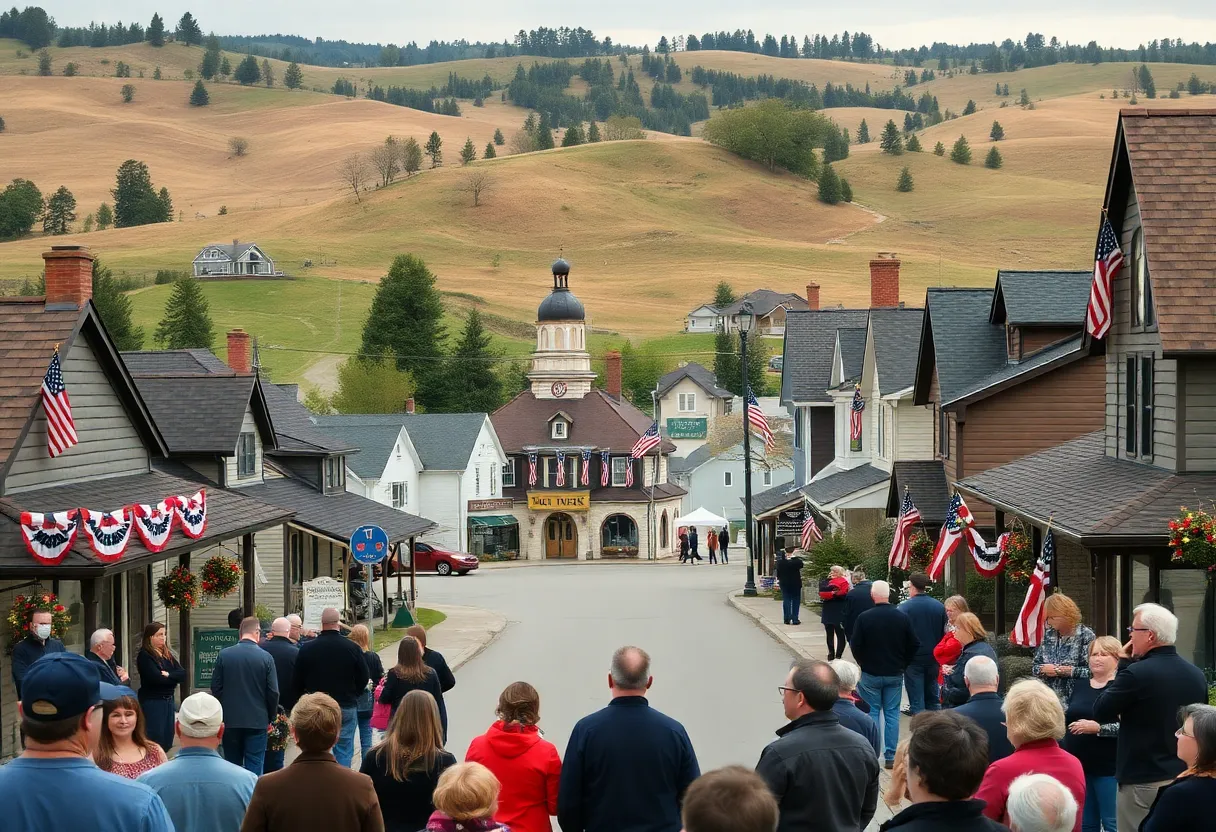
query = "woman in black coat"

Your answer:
(135, 621), (186, 752)
(1142, 703), (1216, 832)
(379, 636), (445, 740)
(818, 565), (850, 661)
(941, 613), (998, 708)
(678, 532), (689, 563)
